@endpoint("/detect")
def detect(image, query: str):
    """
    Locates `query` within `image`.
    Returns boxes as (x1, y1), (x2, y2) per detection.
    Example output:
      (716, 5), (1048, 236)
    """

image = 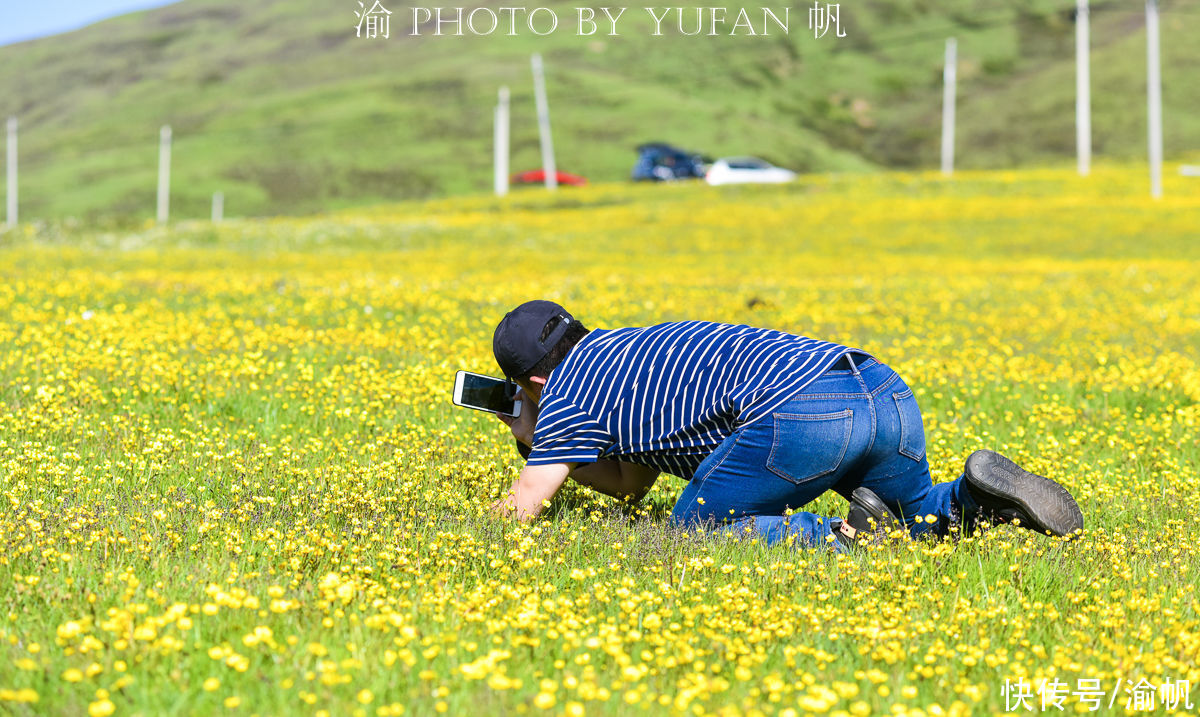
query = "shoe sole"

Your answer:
(850, 487), (901, 531)
(964, 450), (1084, 537)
